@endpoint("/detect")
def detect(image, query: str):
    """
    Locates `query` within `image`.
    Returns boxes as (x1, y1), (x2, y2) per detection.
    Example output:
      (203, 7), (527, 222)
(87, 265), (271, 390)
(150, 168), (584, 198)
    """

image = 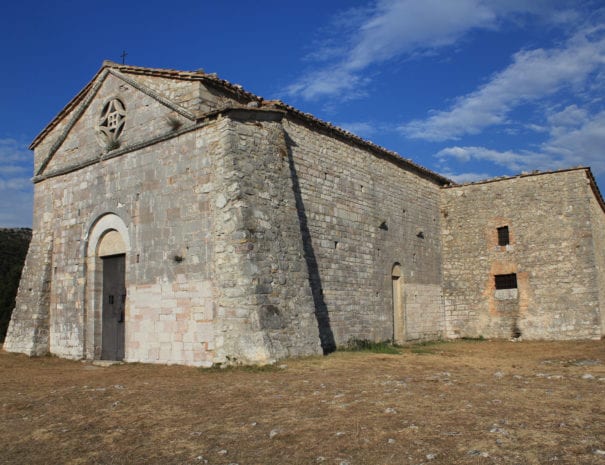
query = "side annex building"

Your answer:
(5, 62), (605, 366)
